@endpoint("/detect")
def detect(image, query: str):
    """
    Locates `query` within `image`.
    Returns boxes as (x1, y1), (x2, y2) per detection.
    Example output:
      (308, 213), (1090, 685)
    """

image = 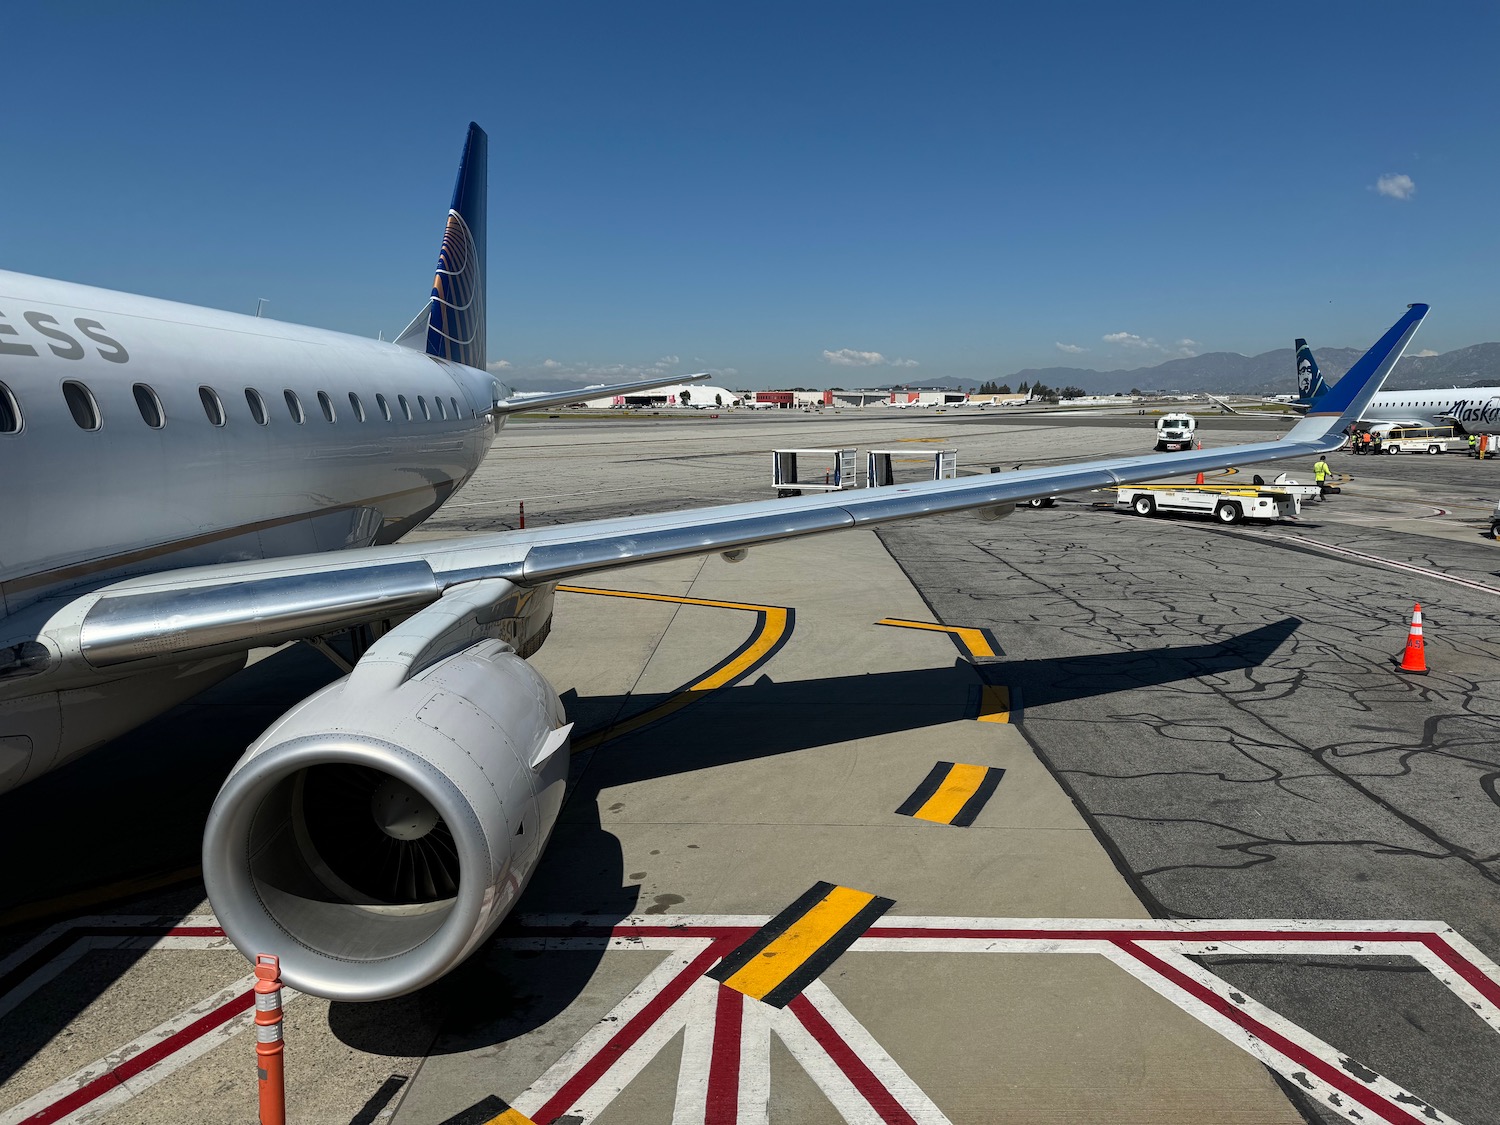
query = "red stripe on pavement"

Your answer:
(787, 993), (917, 1125)
(21, 989), (254, 1125)
(705, 985), (743, 1125)
(512, 924), (756, 941)
(530, 939), (736, 1125)
(1115, 941), (1435, 1125)
(866, 926), (1437, 944)
(1419, 934), (1500, 1011)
